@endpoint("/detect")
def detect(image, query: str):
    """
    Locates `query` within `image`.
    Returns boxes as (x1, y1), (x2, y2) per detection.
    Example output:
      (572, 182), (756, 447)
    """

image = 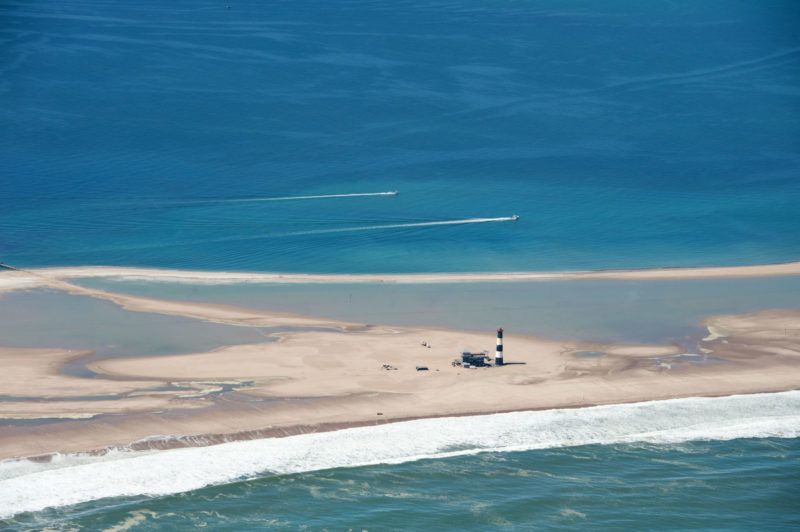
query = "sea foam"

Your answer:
(1, 391), (799, 518)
